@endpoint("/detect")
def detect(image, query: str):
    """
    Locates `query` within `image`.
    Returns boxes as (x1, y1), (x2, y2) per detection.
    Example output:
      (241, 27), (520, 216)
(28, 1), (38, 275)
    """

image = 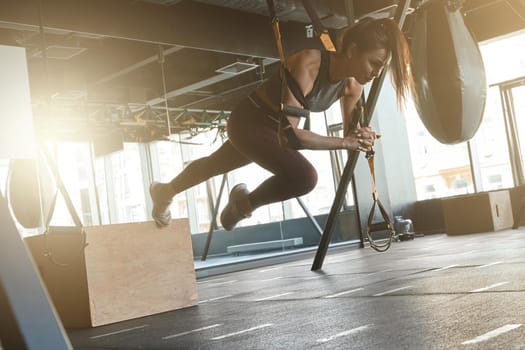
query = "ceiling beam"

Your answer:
(0, 0), (321, 59)
(91, 45), (184, 87)
(464, 0), (525, 42)
(146, 57), (277, 106)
